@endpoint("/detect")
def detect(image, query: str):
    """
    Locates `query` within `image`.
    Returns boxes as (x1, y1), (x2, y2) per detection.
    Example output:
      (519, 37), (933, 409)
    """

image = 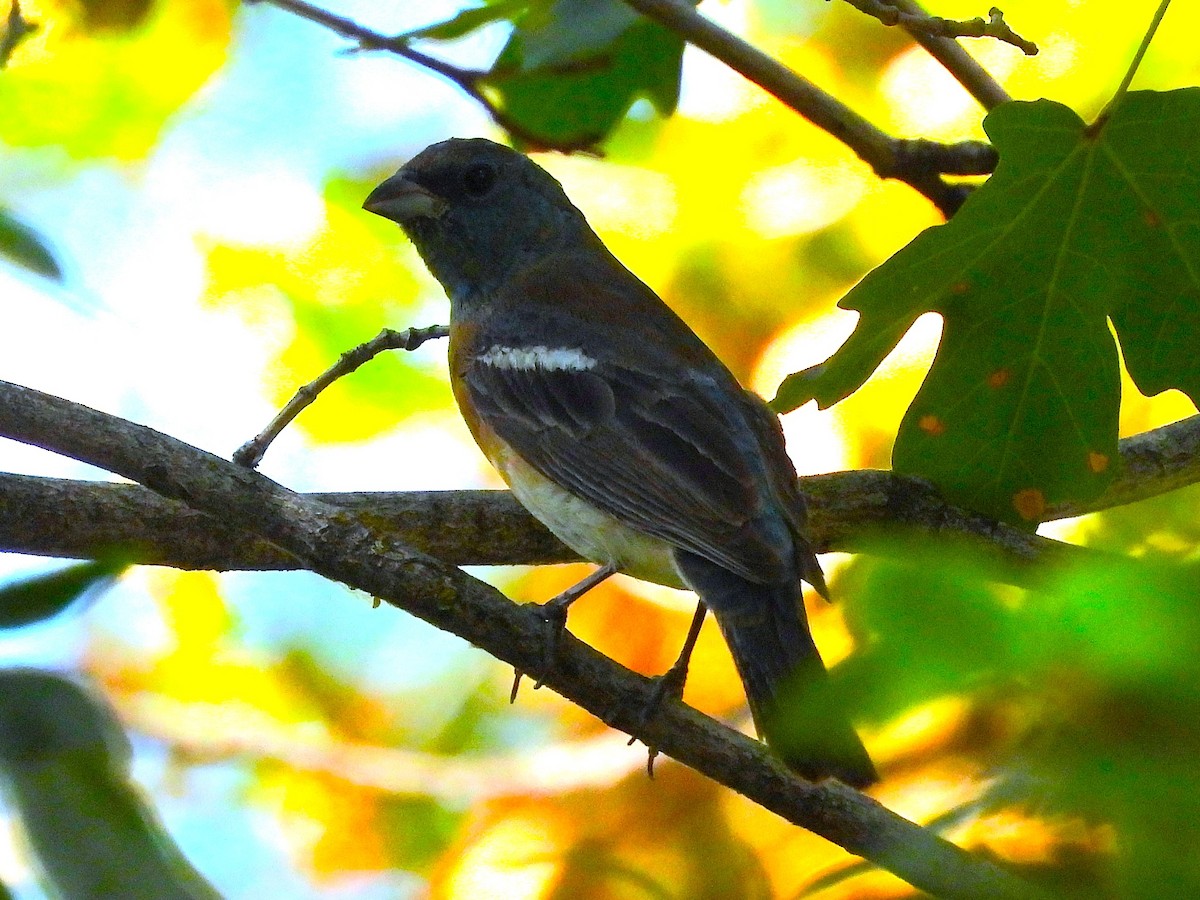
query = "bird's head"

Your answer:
(364, 138), (593, 303)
